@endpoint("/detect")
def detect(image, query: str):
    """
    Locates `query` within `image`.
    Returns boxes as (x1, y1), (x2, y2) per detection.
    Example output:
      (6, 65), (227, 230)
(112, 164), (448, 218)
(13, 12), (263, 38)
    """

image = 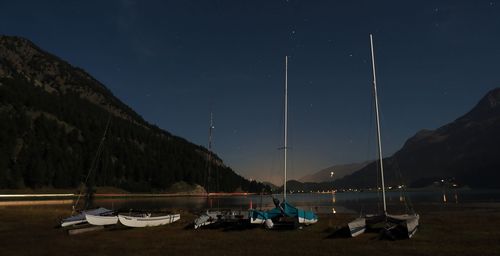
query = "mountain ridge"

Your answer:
(334, 87), (500, 189)
(299, 161), (372, 183)
(0, 35), (270, 193)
